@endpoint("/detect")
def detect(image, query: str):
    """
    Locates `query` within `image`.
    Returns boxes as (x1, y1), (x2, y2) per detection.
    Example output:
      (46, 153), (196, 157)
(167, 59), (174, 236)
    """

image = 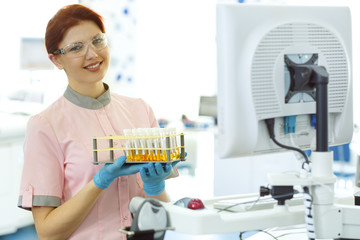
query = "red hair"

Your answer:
(45, 4), (105, 54)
